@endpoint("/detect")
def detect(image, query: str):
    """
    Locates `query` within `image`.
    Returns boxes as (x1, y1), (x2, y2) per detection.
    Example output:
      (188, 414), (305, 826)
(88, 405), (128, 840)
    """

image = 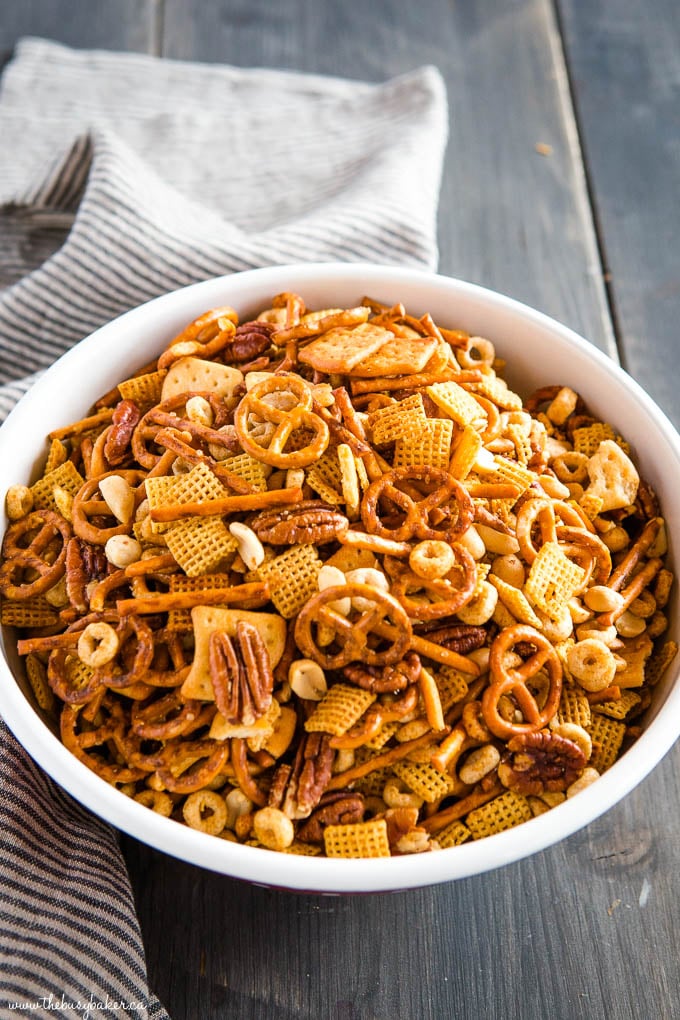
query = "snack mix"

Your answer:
(1, 293), (676, 858)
